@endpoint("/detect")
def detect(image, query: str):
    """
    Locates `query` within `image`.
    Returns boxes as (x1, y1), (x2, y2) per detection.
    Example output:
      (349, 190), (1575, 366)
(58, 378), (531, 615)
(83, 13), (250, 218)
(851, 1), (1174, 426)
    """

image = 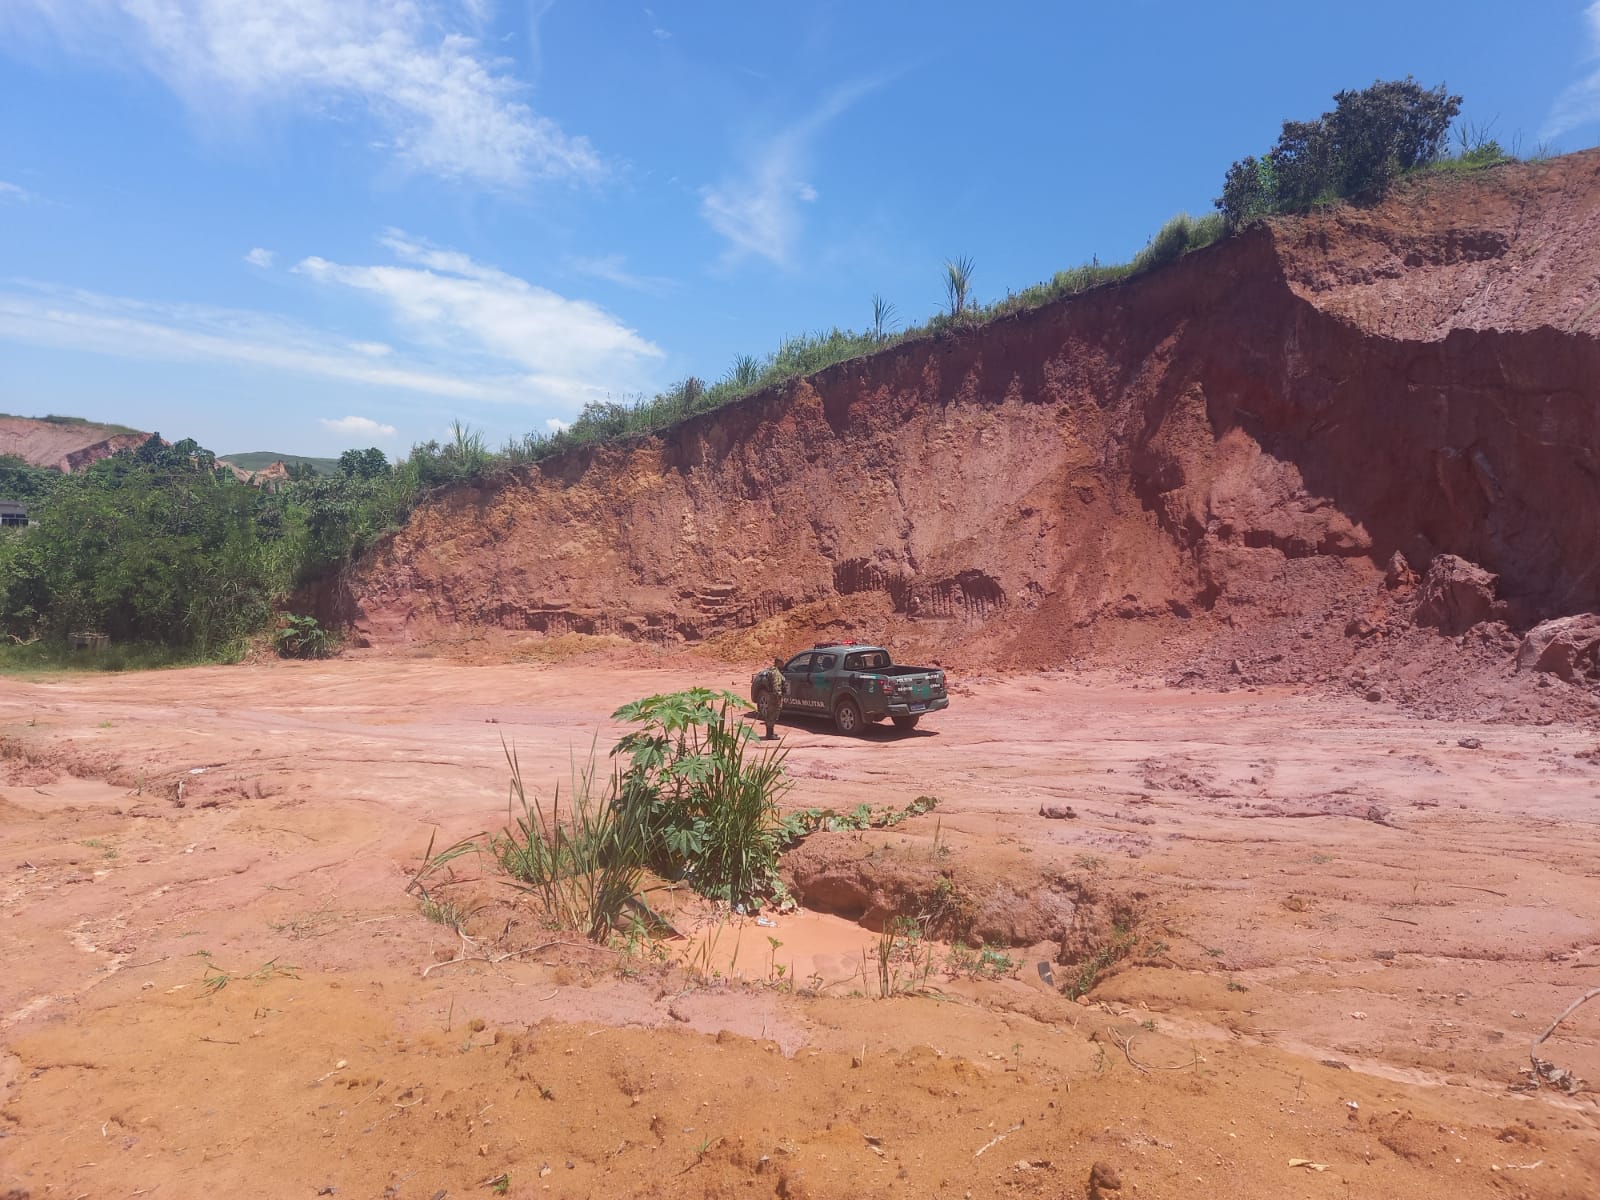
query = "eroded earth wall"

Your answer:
(344, 153), (1600, 686)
